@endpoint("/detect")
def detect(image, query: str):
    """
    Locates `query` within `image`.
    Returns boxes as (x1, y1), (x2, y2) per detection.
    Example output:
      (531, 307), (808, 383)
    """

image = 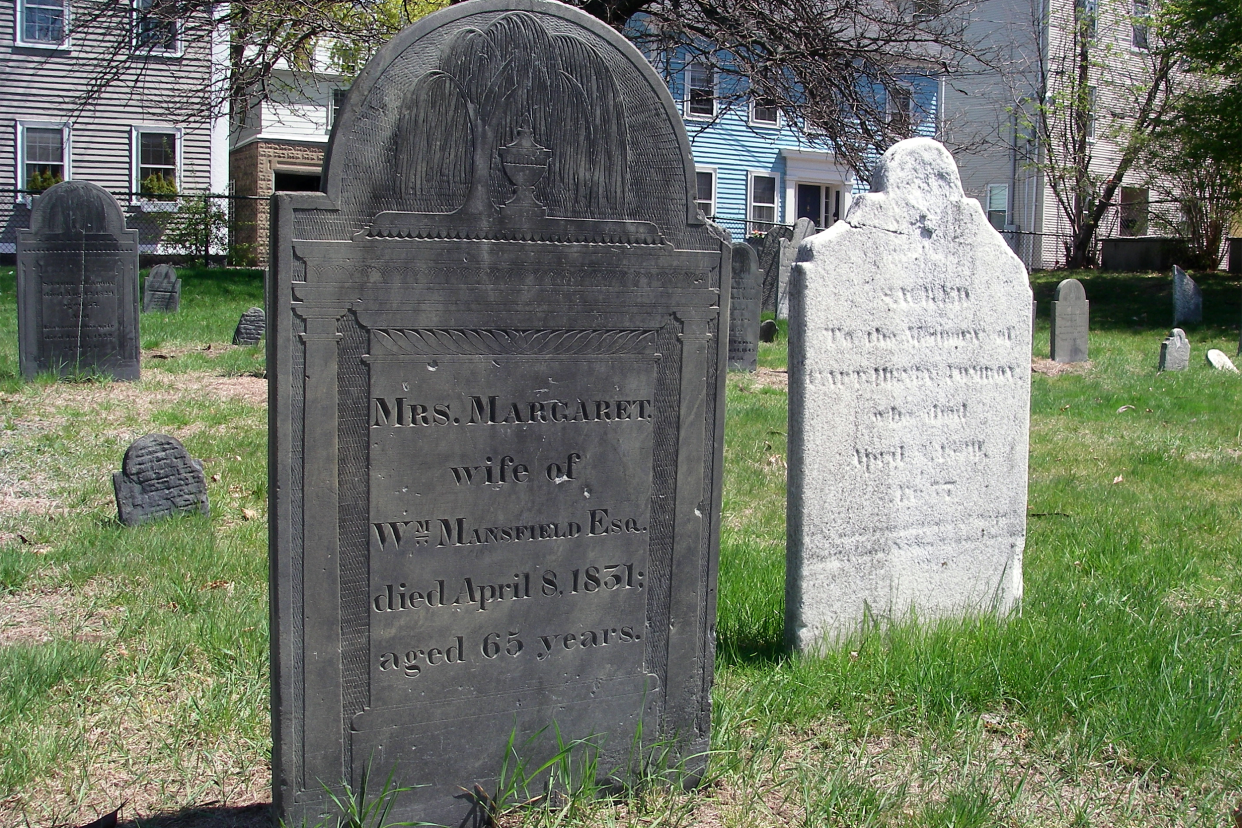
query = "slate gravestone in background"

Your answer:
(1159, 328), (1189, 371)
(776, 218), (817, 319)
(269, 3), (729, 824)
(143, 264), (181, 313)
(16, 181), (140, 381)
(729, 242), (761, 371)
(113, 434), (209, 526)
(233, 307), (265, 344)
(1173, 265), (1203, 325)
(752, 224), (792, 313)
(787, 138), (1031, 649)
(1050, 278), (1089, 363)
